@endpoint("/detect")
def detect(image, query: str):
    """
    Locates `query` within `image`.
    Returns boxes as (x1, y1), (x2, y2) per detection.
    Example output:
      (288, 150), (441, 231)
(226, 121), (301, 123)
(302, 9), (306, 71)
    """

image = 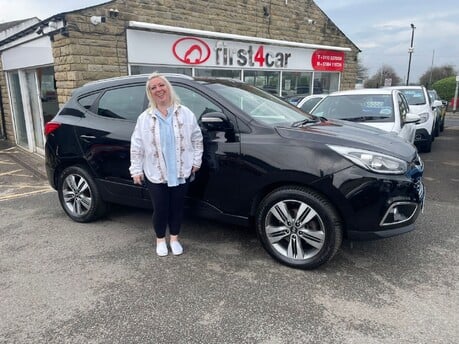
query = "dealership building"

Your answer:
(0, 0), (359, 155)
